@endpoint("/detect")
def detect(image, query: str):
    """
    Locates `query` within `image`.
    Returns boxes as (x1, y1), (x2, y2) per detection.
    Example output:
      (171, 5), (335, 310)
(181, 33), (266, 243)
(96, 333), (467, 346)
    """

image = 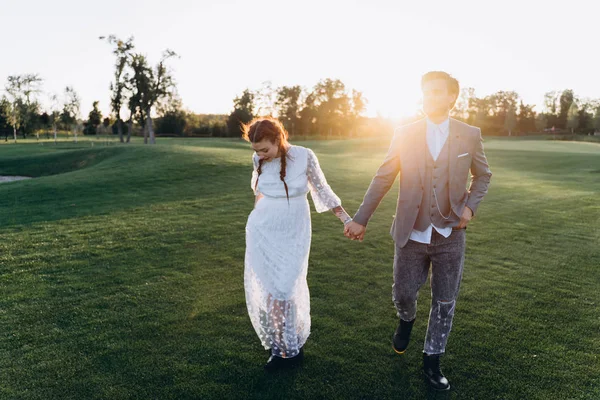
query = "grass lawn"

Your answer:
(0, 135), (598, 399)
